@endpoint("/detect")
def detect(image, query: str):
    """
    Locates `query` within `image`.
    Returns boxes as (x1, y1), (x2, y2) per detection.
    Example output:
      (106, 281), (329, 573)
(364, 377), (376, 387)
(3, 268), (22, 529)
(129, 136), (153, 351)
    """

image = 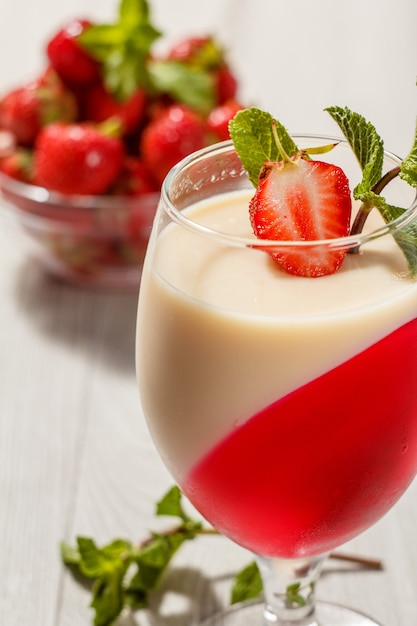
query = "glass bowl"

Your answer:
(0, 172), (159, 289)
